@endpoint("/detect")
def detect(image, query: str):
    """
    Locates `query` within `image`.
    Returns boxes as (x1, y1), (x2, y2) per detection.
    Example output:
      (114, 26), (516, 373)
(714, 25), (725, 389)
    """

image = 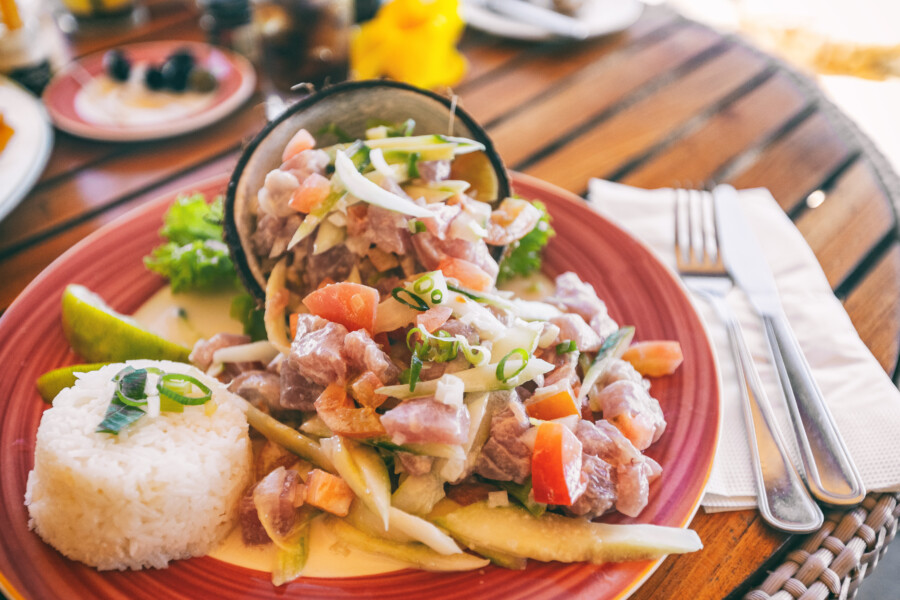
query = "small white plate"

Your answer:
(0, 77), (53, 222)
(462, 0), (643, 41)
